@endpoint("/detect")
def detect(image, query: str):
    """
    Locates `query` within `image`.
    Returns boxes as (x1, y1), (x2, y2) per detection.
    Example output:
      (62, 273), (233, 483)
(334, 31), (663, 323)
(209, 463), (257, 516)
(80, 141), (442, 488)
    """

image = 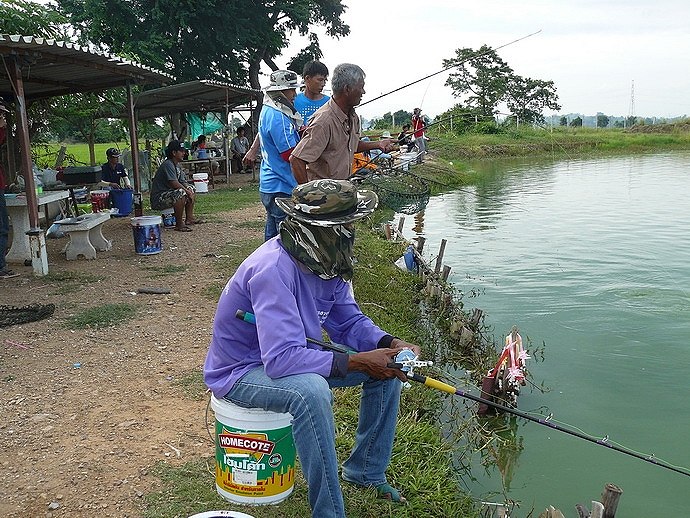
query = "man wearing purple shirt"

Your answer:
(204, 179), (420, 516)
